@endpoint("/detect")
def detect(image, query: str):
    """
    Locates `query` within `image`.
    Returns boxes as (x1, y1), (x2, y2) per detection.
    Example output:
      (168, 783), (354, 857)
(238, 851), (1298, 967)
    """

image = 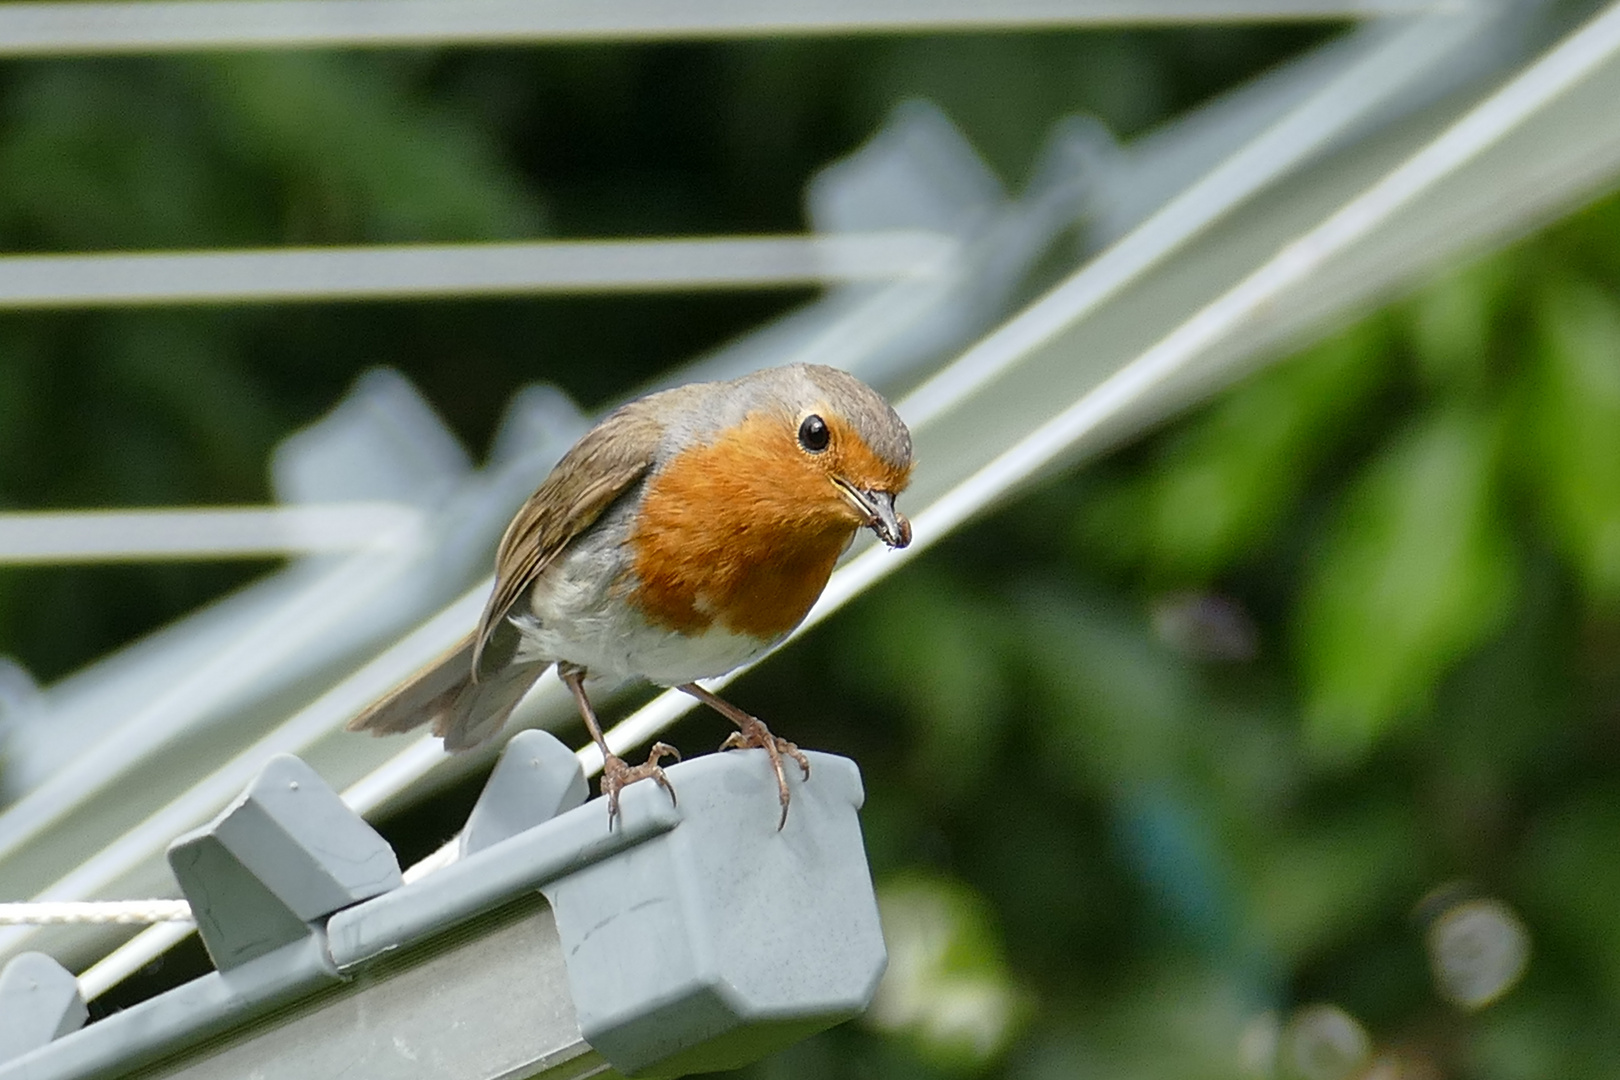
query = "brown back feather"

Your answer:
(470, 400), (664, 677)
